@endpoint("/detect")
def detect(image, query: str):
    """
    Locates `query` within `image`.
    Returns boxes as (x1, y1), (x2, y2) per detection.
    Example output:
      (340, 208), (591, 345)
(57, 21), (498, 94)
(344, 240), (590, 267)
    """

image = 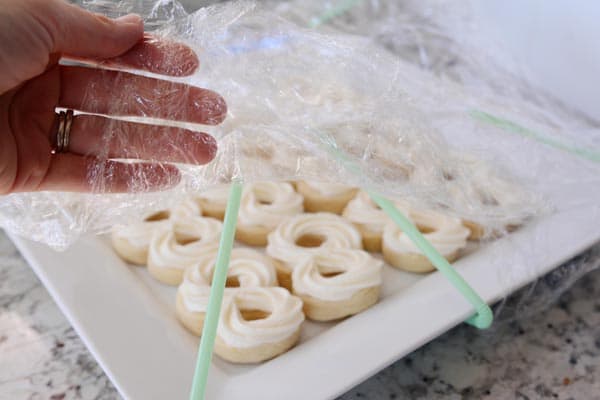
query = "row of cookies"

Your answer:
(110, 189), (383, 363)
(112, 181), (474, 276)
(110, 181), (475, 363)
(111, 190), (385, 320)
(111, 180), (474, 304)
(111, 198), (308, 363)
(232, 181), (472, 273)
